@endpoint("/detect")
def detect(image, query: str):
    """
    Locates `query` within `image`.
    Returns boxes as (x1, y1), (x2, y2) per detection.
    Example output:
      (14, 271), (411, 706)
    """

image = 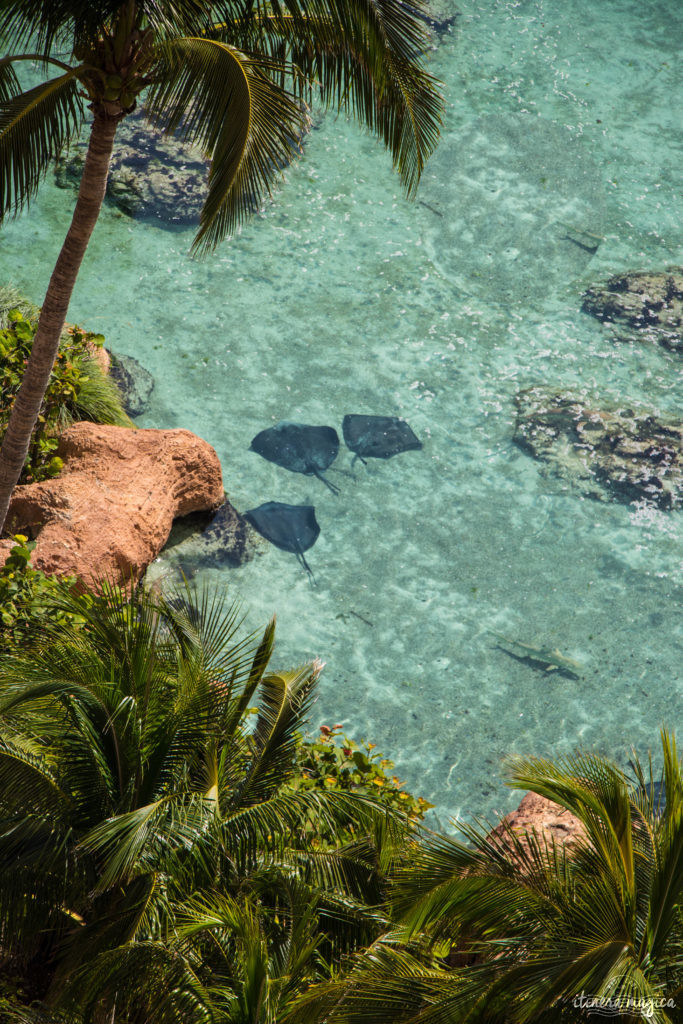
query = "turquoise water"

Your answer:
(1, 0), (681, 826)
